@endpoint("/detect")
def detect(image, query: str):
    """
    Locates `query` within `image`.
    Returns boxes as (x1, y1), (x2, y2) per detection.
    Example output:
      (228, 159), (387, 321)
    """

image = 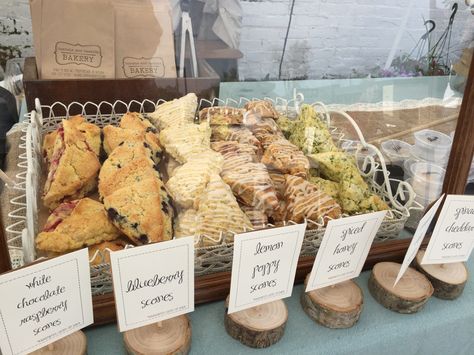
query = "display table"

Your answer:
(85, 257), (474, 355)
